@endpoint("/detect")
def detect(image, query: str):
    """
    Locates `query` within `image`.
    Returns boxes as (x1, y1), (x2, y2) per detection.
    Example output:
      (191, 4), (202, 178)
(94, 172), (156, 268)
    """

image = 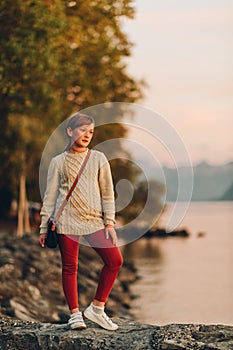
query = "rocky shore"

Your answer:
(143, 227), (190, 238)
(0, 317), (233, 349)
(0, 231), (138, 323)
(1, 229), (232, 350)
